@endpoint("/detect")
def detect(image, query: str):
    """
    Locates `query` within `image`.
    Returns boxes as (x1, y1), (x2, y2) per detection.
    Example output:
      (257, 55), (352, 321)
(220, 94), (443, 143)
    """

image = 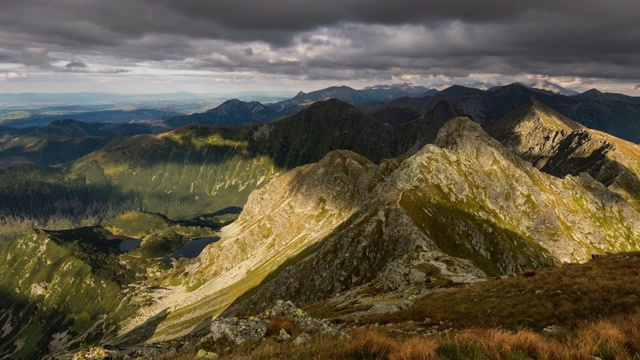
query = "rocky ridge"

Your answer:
(128, 116), (640, 344)
(230, 117), (640, 313)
